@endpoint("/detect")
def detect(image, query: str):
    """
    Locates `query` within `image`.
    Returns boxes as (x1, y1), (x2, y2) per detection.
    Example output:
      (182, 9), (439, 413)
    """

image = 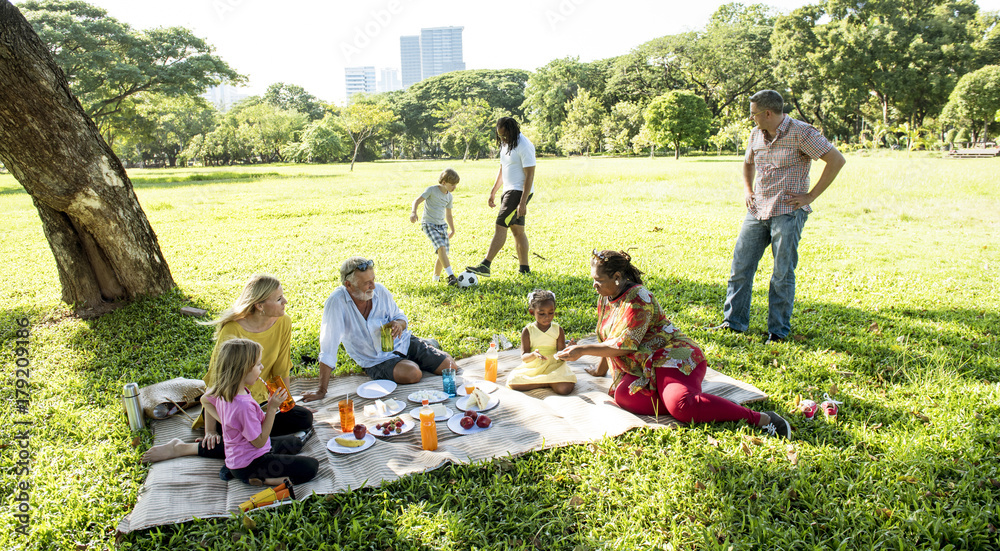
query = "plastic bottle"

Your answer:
(484, 342), (498, 383)
(419, 399), (437, 451)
